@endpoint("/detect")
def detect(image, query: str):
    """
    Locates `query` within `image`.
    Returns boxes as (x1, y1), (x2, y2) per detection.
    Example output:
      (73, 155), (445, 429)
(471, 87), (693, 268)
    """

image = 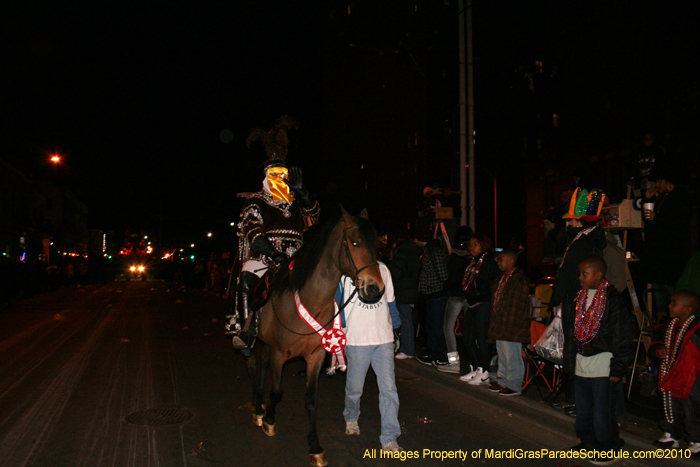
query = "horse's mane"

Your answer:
(271, 212), (379, 293)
